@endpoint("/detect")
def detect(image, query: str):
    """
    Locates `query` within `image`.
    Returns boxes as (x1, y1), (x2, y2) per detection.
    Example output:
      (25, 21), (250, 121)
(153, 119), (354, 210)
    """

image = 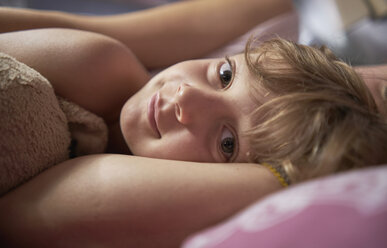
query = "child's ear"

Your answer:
(375, 79), (387, 116)
(359, 68), (387, 116)
(382, 84), (387, 115)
